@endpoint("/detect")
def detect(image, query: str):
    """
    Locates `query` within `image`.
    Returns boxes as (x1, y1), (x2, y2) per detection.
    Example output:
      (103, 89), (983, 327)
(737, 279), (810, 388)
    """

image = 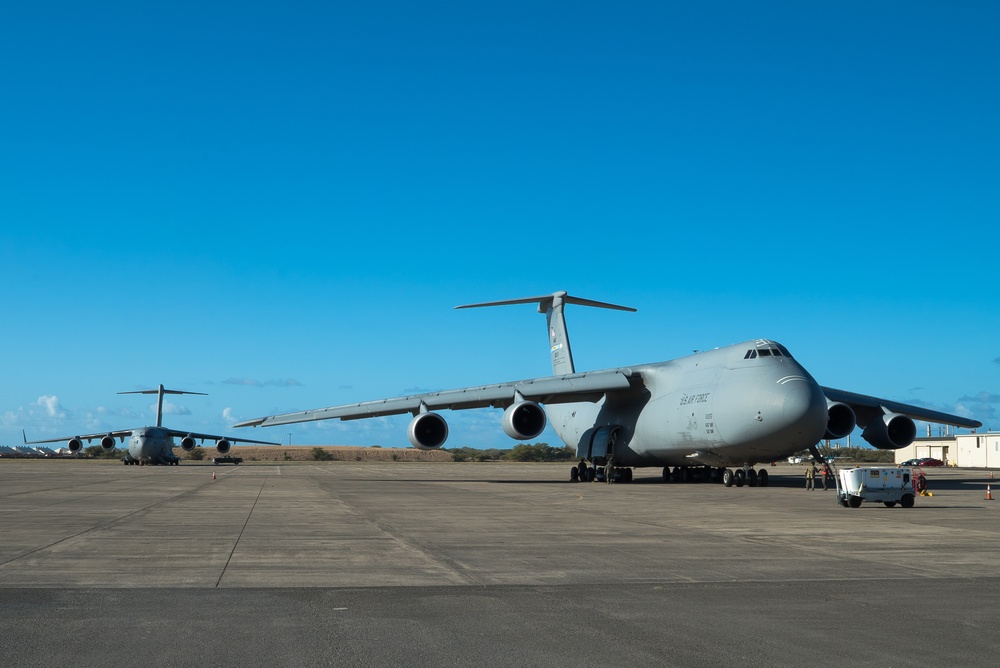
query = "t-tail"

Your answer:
(118, 384), (208, 427)
(456, 291), (636, 375)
